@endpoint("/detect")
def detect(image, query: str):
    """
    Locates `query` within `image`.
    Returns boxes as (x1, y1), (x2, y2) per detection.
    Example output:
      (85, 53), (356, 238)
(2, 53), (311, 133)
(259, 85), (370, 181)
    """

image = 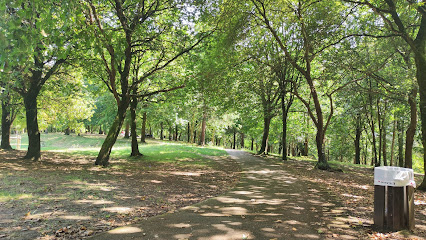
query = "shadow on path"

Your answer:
(89, 150), (354, 240)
